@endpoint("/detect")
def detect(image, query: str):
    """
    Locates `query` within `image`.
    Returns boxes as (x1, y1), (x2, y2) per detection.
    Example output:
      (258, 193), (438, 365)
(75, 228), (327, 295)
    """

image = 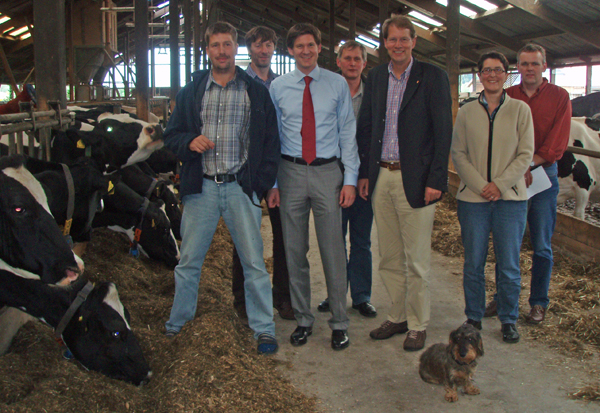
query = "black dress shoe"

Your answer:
(352, 302), (377, 318)
(290, 326), (312, 346)
(464, 318), (482, 330)
(501, 323), (520, 343)
(317, 298), (330, 312)
(331, 330), (350, 350)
